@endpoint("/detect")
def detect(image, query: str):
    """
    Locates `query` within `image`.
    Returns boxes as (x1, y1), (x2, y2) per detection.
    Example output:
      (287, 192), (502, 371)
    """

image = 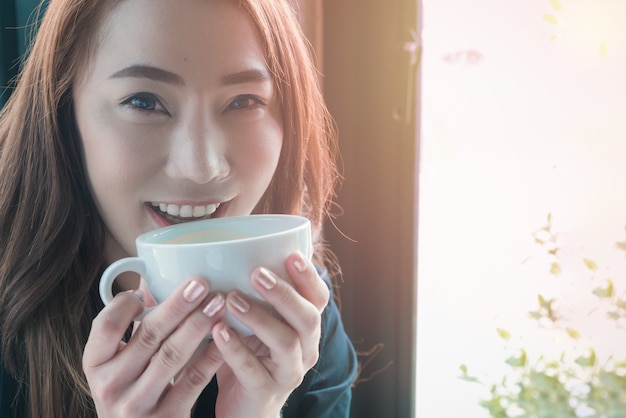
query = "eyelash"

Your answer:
(120, 93), (265, 114)
(121, 93), (167, 114)
(227, 94), (265, 111)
